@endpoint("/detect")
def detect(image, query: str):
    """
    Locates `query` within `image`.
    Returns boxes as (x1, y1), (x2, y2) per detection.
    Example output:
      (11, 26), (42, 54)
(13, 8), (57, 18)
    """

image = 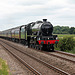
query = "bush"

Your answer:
(58, 36), (75, 51)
